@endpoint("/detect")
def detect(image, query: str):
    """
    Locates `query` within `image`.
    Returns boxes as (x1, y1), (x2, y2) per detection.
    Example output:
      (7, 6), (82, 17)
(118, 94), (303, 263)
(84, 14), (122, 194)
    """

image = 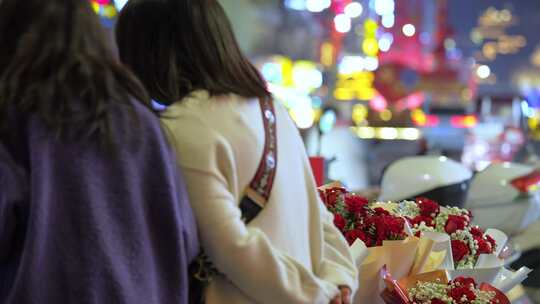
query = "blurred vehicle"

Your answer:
(462, 95), (526, 171)
(420, 106), (477, 157)
(379, 155), (472, 207)
(465, 162), (540, 236)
